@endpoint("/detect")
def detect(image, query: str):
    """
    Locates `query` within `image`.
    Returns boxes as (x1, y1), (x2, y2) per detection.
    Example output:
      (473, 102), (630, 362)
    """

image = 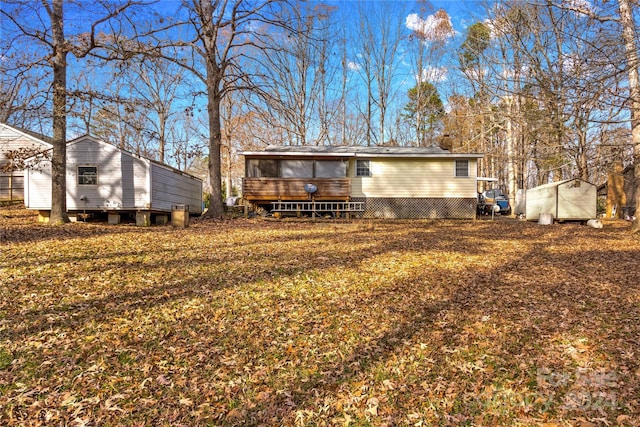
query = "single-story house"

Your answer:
(525, 178), (597, 221)
(240, 145), (484, 219)
(0, 122), (52, 201)
(25, 135), (203, 223)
